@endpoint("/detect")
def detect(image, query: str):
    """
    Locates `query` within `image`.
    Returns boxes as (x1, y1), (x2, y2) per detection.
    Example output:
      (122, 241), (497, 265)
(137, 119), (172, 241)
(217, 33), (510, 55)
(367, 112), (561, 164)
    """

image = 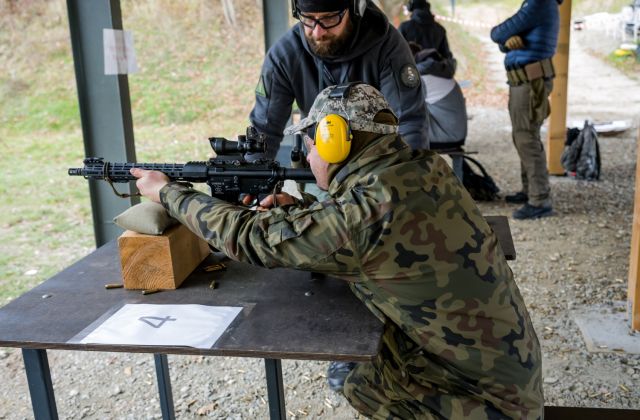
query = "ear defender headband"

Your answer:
(291, 0), (367, 20)
(315, 83), (356, 164)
